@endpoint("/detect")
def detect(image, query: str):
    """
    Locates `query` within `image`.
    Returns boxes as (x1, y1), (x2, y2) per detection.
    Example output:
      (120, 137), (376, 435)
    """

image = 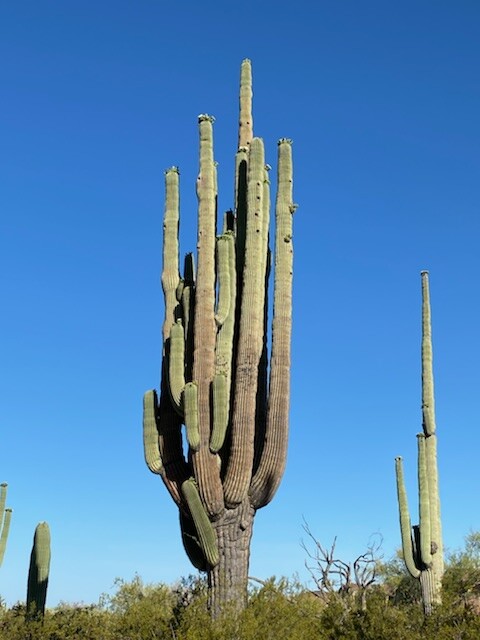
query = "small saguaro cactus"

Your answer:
(143, 59), (295, 615)
(26, 522), (51, 619)
(395, 271), (444, 614)
(0, 483), (12, 567)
